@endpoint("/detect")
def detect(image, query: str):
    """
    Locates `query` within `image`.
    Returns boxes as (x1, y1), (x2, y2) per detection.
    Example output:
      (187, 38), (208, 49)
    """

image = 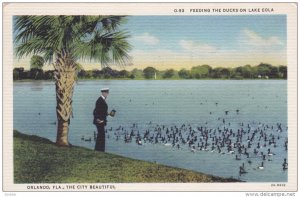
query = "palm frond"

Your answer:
(110, 31), (132, 65)
(14, 16), (61, 60)
(101, 15), (127, 31)
(74, 30), (131, 66)
(14, 15), (131, 67)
